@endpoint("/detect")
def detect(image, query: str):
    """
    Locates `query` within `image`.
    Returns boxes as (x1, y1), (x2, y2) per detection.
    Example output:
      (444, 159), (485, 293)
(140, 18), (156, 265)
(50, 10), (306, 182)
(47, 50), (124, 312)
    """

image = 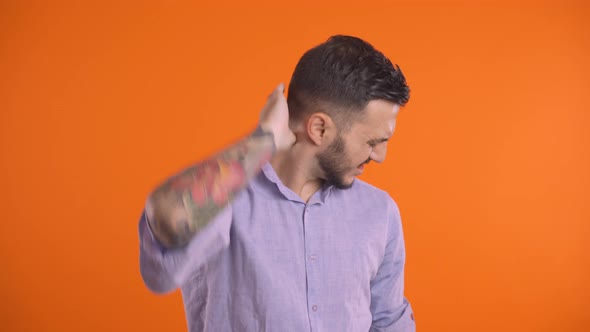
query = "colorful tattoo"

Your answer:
(147, 129), (274, 248)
